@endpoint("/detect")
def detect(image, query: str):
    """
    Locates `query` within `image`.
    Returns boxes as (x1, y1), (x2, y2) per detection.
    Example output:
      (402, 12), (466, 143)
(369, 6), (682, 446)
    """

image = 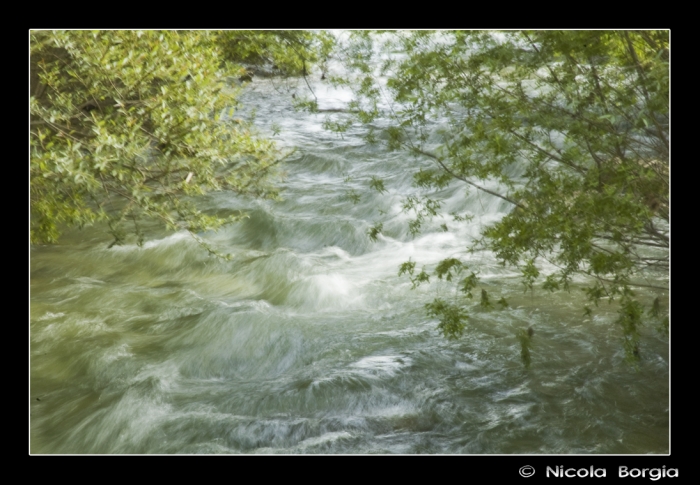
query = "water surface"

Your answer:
(30, 76), (669, 454)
